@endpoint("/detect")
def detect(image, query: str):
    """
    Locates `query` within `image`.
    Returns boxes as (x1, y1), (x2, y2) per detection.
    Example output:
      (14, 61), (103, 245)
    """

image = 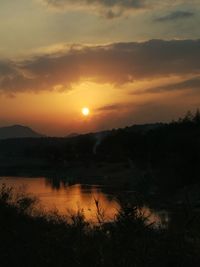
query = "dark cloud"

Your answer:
(154, 11), (195, 22)
(44, 0), (146, 18)
(45, 0), (144, 9)
(133, 76), (200, 95)
(0, 60), (17, 76)
(43, 0), (198, 19)
(96, 103), (125, 112)
(1, 39), (200, 94)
